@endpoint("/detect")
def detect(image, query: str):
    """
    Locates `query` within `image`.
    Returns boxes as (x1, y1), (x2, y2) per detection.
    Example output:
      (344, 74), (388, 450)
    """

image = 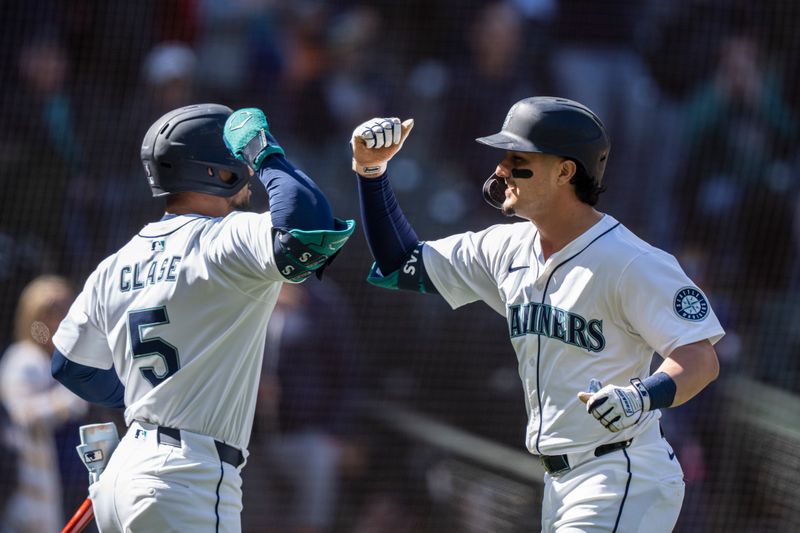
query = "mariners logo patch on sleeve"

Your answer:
(673, 287), (709, 321)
